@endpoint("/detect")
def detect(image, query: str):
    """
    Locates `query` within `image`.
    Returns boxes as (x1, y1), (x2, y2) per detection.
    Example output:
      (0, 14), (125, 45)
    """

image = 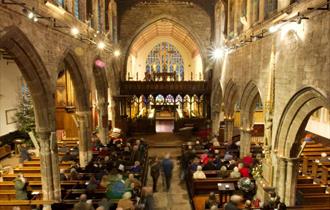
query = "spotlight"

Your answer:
(33, 16), (38, 22)
(268, 23), (284, 33)
(27, 11), (34, 19)
(70, 27), (80, 36)
(114, 50), (121, 57)
(212, 48), (224, 60)
(97, 41), (106, 50)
